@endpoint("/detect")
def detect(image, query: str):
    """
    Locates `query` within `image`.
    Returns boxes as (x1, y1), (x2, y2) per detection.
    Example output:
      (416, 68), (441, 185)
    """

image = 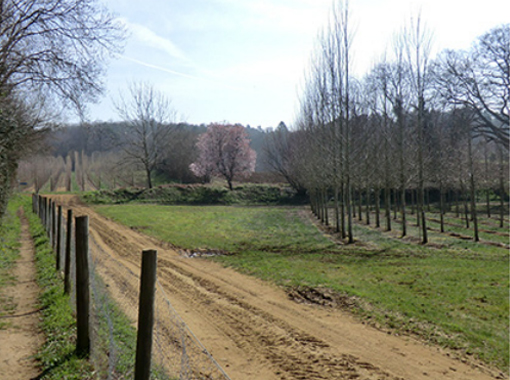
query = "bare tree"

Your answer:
(0, 0), (124, 218)
(115, 82), (179, 189)
(403, 12), (434, 244)
(434, 24), (509, 147)
(297, 0), (355, 240)
(0, 0), (125, 112)
(263, 122), (307, 195)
